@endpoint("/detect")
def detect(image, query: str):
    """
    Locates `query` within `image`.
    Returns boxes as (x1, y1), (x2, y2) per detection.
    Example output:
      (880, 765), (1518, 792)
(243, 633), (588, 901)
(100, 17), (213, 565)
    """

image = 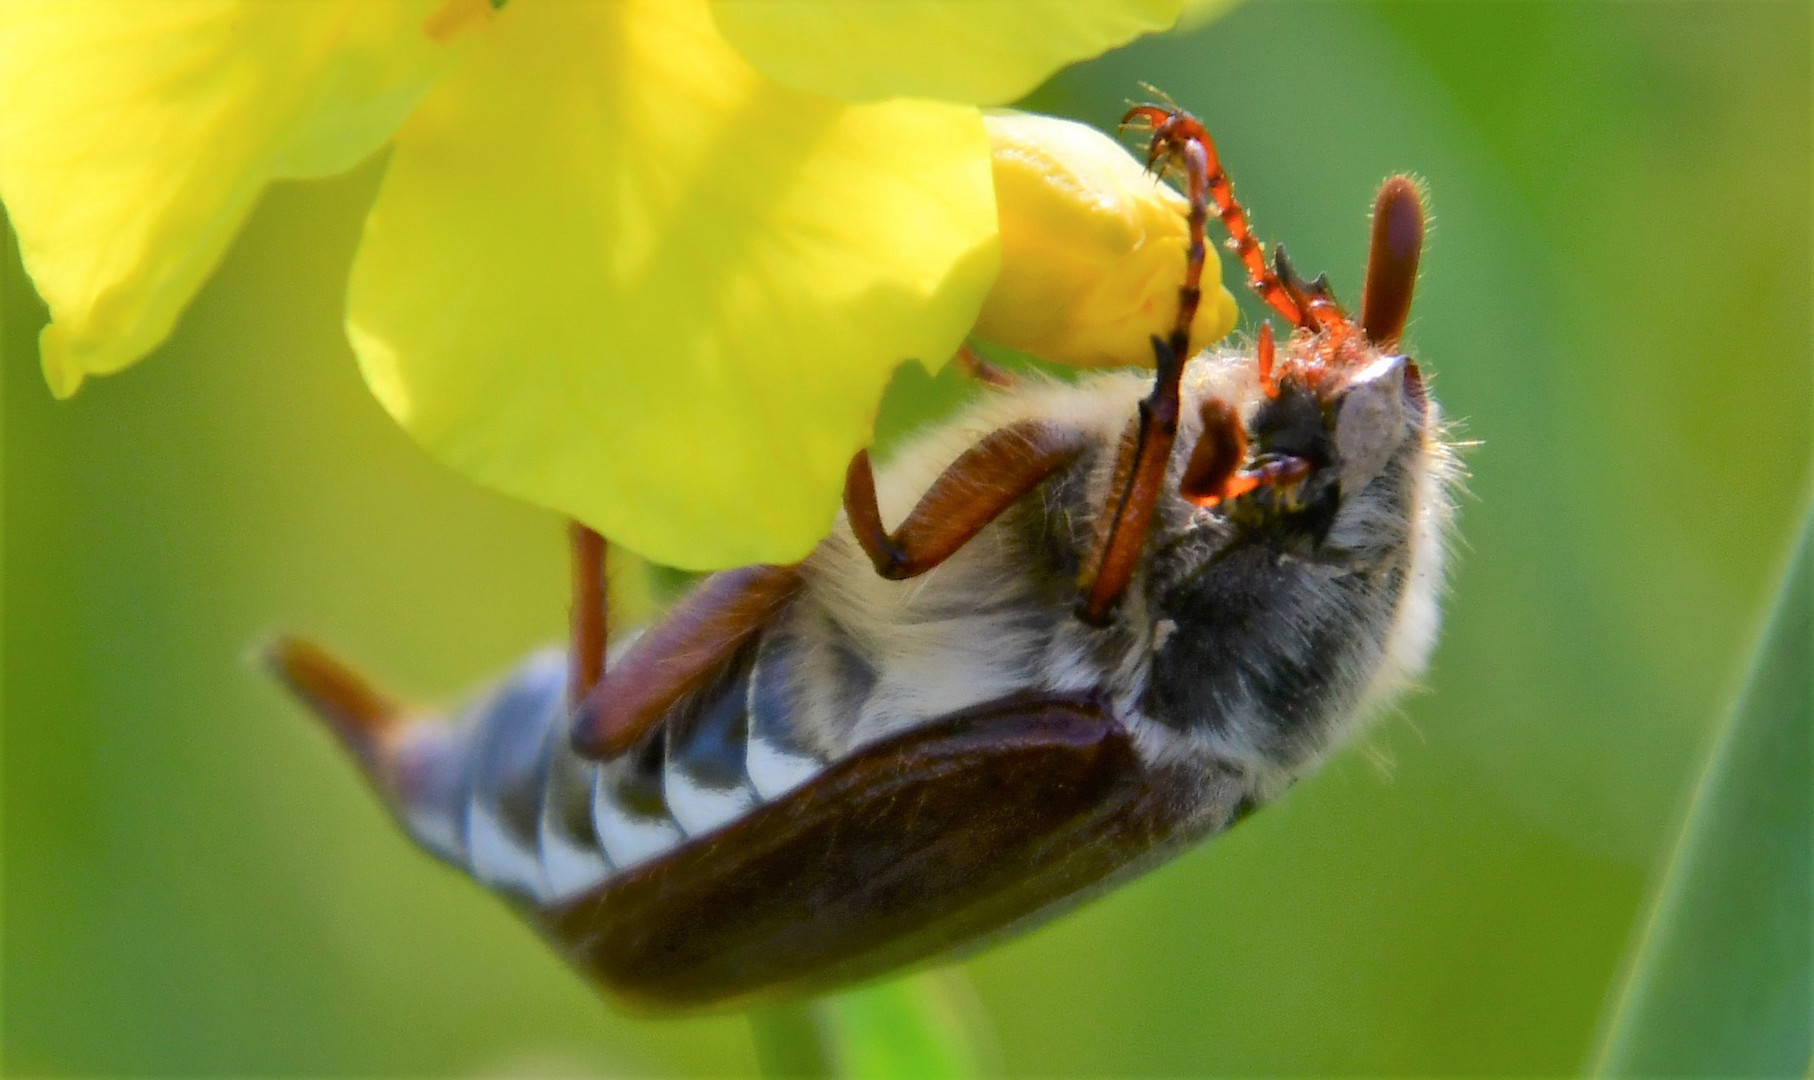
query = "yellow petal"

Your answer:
(710, 0), (1181, 105)
(1177, 0), (1241, 33)
(975, 111), (1237, 369)
(347, 0), (998, 571)
(0, 0), (463, 397)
